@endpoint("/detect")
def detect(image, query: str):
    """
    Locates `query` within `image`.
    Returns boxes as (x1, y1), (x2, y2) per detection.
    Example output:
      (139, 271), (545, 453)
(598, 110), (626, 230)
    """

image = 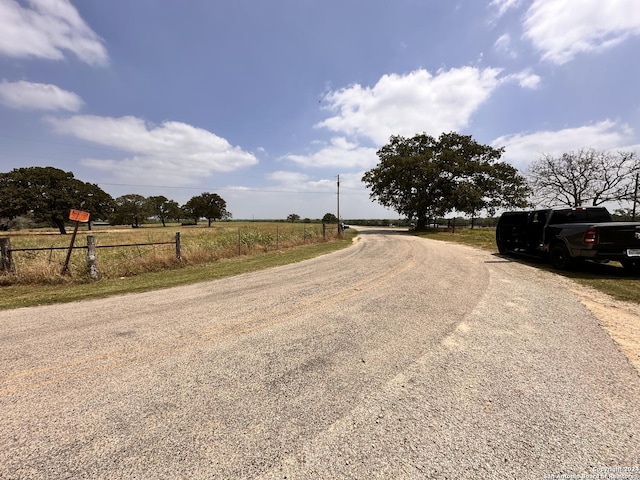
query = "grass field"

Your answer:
(0, 222), (353, 310)
(2, 222), (334, 282)
(414, 227), (640, 304)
